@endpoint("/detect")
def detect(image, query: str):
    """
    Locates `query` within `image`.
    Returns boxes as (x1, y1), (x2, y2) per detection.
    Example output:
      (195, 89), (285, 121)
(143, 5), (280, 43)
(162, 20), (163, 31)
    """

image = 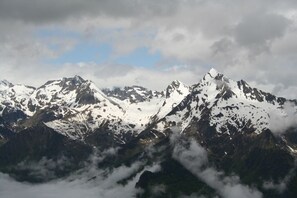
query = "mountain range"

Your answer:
(0, 68), (297, 198)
